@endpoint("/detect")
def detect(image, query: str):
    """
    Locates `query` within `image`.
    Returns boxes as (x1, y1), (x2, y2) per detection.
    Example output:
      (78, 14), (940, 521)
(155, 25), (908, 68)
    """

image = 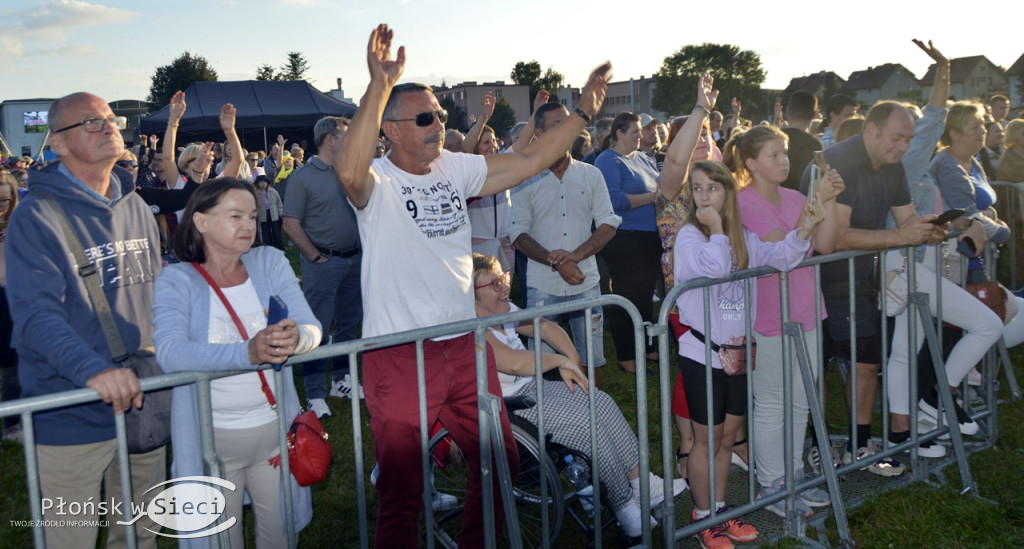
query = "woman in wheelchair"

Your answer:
(473, 253), (686, 537)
